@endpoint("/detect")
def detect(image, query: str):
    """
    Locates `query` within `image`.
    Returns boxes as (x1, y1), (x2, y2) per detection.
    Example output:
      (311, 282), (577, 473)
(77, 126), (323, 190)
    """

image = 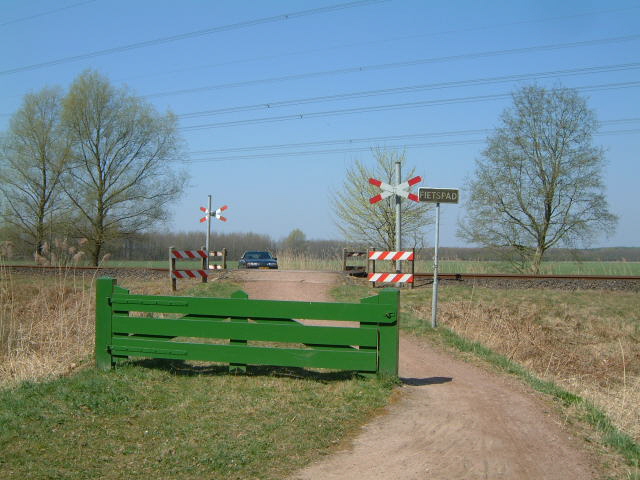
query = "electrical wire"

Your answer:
(0, 0), (98, 27)
(179, 81), (640, 131)
(120, 5), (640, 84)
(187, 118), (640, 156)
(184, 128), (640, 163)
(177, 62), (640, 119)
(145, 34), (640, 99)
(0, 0), (386, 75)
